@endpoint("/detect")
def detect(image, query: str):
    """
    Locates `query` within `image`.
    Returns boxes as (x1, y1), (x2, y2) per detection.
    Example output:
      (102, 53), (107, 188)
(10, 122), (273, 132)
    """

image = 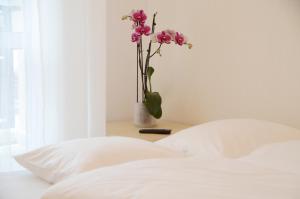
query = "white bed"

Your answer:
(42, 158), (300, 199)
(1, 119), (300, 199)
(0, 170), (50, 199)
(1, 157), (300, 199)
